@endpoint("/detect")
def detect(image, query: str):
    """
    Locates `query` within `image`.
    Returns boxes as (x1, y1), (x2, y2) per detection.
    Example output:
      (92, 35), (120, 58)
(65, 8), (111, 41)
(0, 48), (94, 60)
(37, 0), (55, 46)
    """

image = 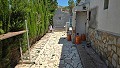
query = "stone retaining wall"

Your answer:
(88, 28), (120, 68)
